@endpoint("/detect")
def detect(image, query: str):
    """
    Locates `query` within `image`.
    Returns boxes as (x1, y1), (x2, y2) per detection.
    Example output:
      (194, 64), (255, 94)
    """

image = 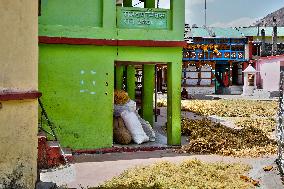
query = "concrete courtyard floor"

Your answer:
(40, 150), (283, 189)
